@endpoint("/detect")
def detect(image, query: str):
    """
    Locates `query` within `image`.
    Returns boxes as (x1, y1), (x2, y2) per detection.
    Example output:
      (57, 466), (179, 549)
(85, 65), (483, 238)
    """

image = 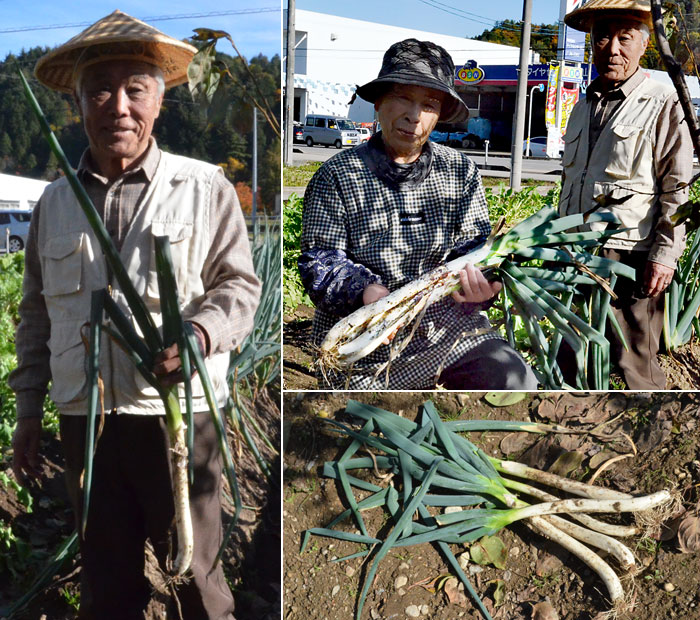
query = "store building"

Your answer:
(284, 9), (539, 141)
